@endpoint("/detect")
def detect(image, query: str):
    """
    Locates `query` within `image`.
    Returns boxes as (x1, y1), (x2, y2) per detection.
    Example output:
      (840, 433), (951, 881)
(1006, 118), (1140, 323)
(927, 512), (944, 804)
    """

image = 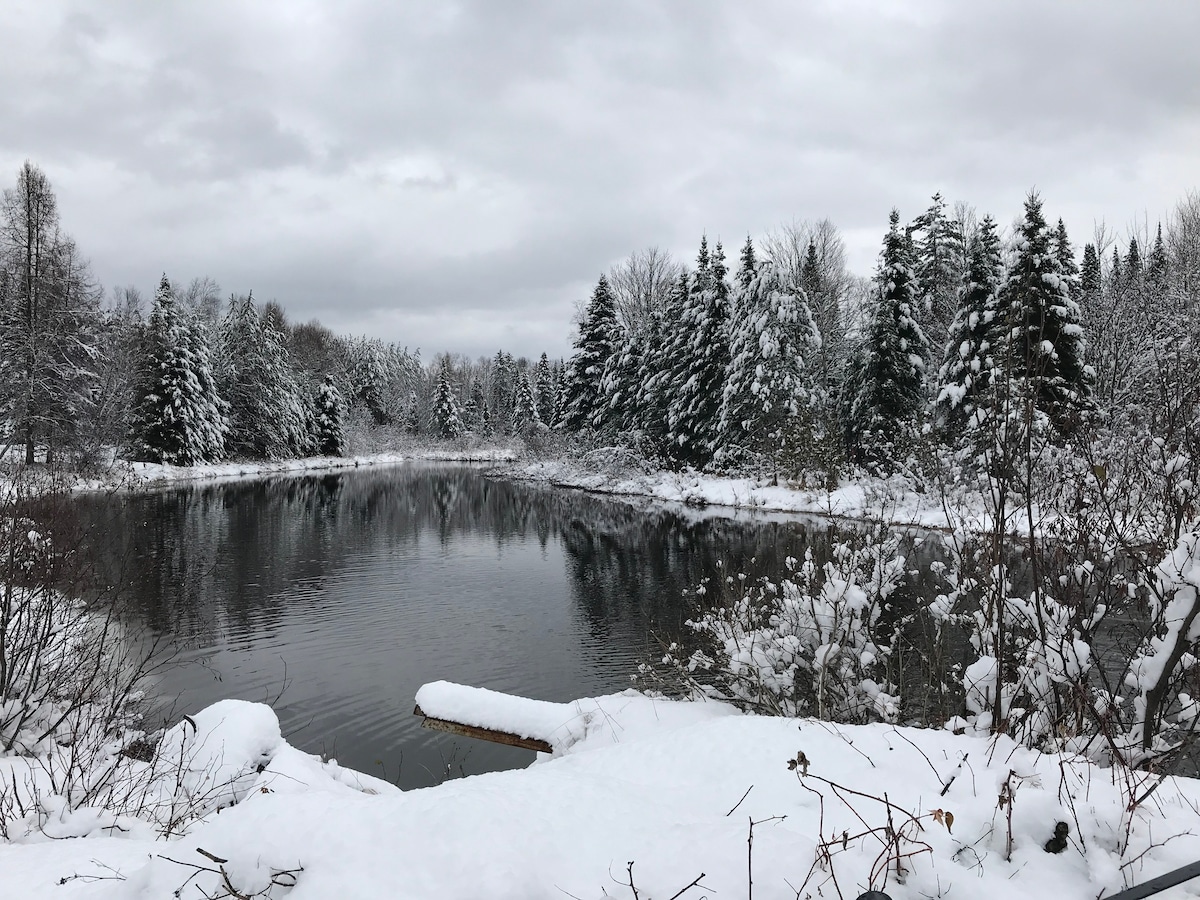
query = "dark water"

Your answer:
(67, 464), (840, 788)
